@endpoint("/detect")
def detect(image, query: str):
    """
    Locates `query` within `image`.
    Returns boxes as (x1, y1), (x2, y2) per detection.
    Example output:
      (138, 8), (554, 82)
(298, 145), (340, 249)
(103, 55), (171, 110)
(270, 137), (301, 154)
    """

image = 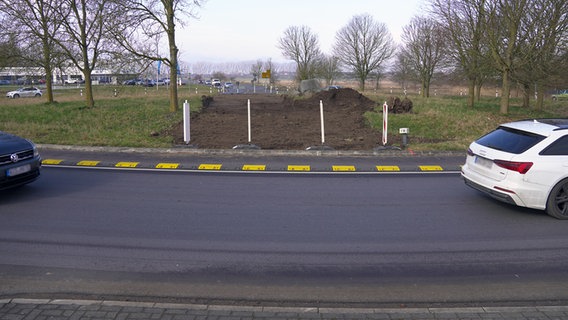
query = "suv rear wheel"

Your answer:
(546, 178), (568, 219)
